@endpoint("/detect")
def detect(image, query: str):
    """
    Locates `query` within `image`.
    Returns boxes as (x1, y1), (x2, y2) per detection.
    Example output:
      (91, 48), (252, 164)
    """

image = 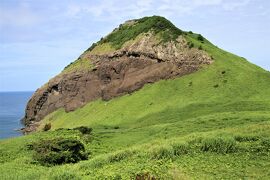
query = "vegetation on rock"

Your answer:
(97, 16), (183, 49)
